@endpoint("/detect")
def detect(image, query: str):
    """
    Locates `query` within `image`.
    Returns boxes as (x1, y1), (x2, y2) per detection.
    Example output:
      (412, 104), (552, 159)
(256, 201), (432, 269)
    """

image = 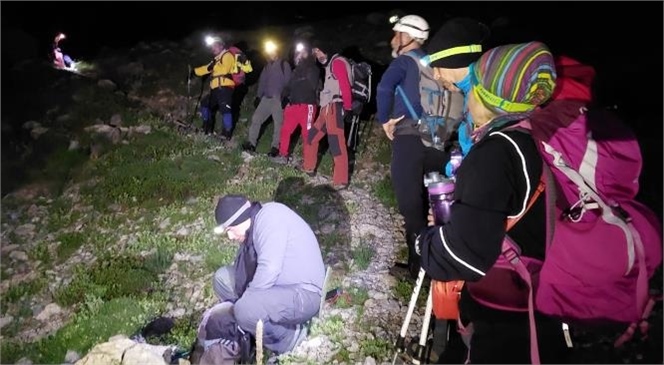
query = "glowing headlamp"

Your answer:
(264, 40), (277, 54)
(205, 35), (221, 47)
(389, 15), (400, 24)
(296, 43), (305, 52)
